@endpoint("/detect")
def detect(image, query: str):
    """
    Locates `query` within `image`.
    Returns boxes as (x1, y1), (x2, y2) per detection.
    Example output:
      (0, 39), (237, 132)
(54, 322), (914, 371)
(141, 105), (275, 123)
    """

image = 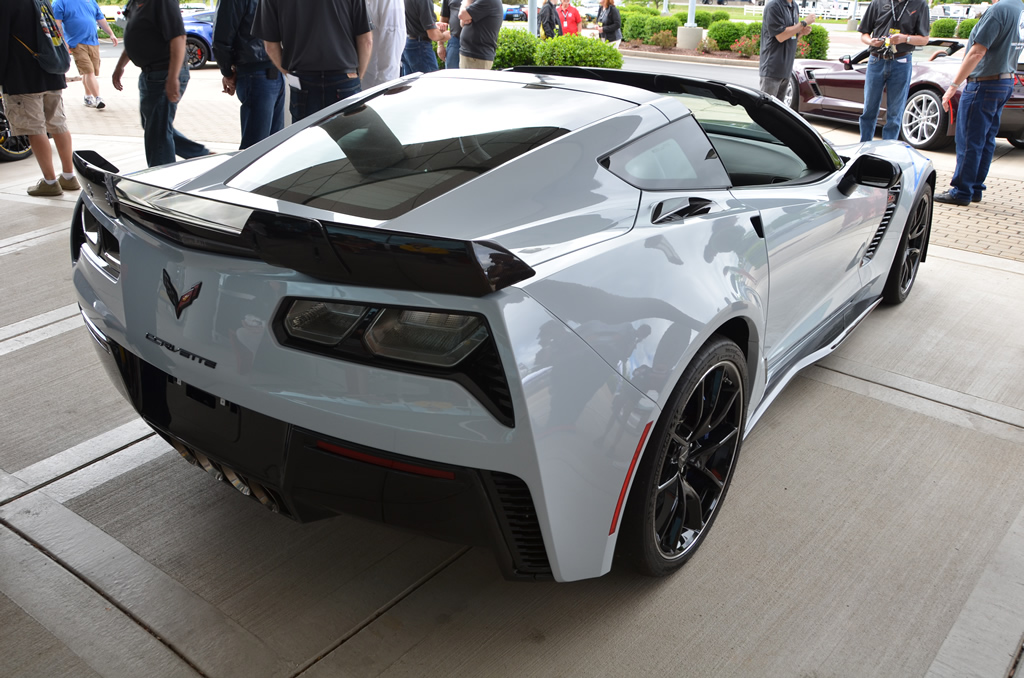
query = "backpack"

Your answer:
(12, 0), (72, 75)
